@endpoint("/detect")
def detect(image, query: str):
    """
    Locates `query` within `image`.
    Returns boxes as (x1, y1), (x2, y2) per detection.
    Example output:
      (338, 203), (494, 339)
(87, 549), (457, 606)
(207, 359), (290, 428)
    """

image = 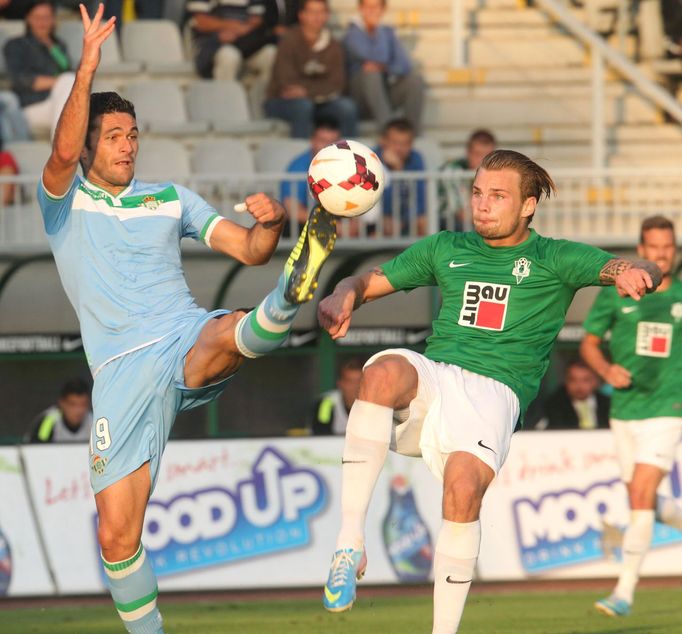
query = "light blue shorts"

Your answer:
(89, 309), (232, 495)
